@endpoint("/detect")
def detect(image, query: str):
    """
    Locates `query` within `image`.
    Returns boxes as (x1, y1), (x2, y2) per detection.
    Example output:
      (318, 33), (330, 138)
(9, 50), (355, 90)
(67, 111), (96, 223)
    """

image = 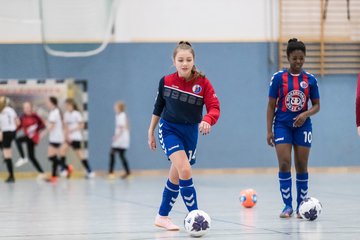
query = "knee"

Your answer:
(178, 165), (192, 179)
(279, 160), (291, 172)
